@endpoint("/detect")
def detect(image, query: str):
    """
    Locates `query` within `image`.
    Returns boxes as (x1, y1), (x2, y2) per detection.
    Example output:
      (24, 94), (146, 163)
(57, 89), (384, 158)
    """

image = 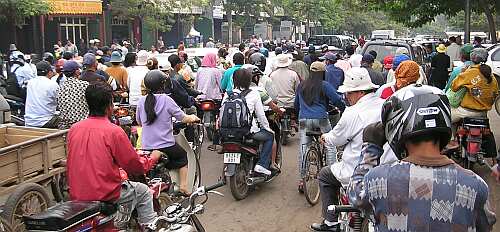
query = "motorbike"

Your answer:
(444, 117), (491, 170)
(113, 103), (138, 147)
(221, 129), (282, 201)
(22, 181), (225, 232)
(4, 95), (24, 126)
(196, 98), (221, 142)
(278, 108), (296, 145)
